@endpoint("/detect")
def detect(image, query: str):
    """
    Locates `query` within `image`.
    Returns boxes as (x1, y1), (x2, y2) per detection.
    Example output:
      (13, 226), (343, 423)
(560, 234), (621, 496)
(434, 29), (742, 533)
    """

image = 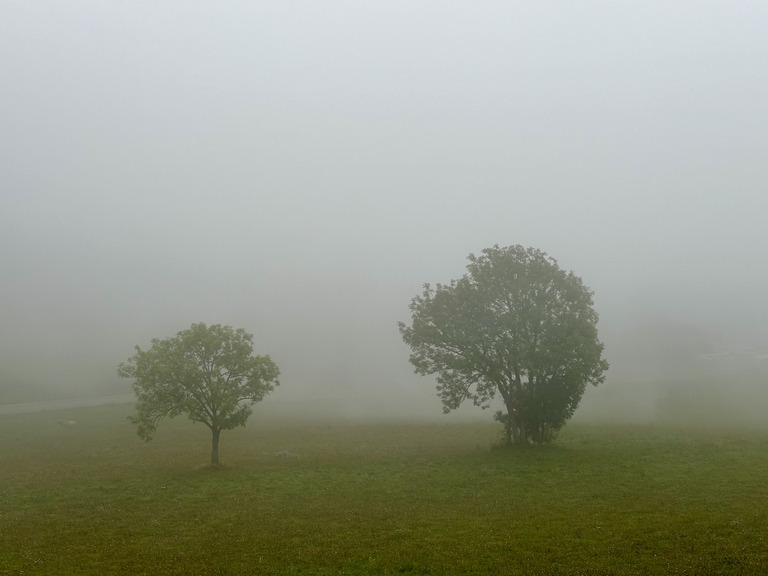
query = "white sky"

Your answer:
(1, 2), (767, 413)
